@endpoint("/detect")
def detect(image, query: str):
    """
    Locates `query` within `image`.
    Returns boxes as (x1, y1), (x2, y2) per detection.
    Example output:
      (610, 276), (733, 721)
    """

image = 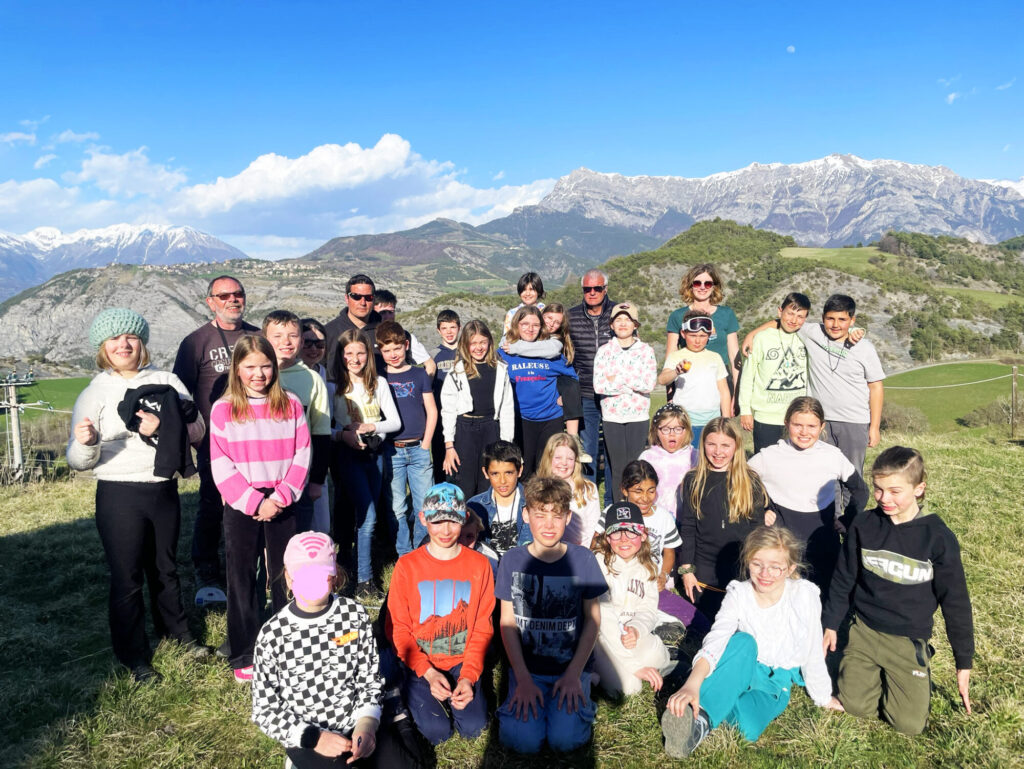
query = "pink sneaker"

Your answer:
(233, 665), (254, 683)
